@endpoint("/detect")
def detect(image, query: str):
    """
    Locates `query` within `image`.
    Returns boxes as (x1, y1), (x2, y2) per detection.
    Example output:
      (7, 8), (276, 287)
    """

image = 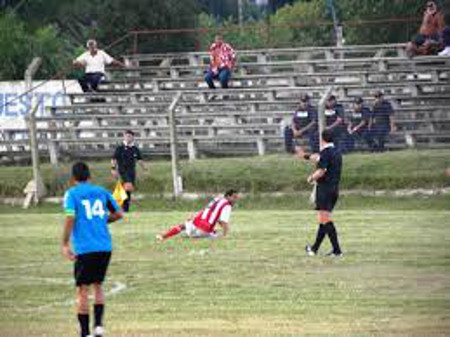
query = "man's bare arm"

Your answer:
(326, 117), (343, 131)
(62, 216), (76, 261)
(299, 120), (317, 135)
(108, 210), (123, 224)
(218, 221), (229, 237)
(307, 168), (326, 184)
